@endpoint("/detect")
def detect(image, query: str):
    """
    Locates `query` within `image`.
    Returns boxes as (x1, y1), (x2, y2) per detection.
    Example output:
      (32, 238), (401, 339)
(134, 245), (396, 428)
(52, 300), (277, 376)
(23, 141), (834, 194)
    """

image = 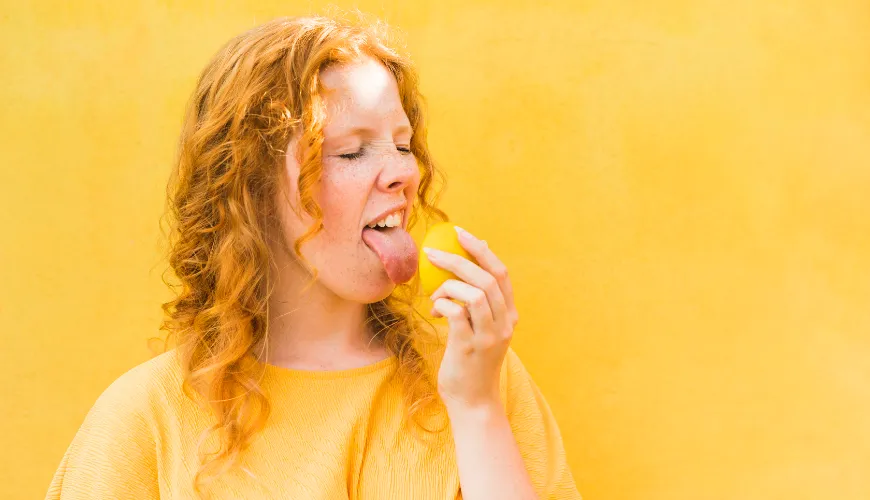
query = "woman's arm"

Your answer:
(428, 226), (580, 499)
(426, 225), (538, 499)
(445, 399), (538, 500)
